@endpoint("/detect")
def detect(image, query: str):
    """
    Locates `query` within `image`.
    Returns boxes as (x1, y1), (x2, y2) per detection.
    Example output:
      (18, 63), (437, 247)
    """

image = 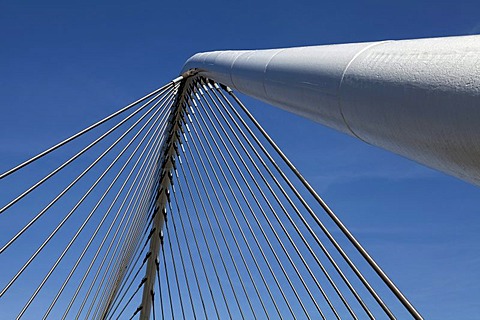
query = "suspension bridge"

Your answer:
(1, 34), (479, 319)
